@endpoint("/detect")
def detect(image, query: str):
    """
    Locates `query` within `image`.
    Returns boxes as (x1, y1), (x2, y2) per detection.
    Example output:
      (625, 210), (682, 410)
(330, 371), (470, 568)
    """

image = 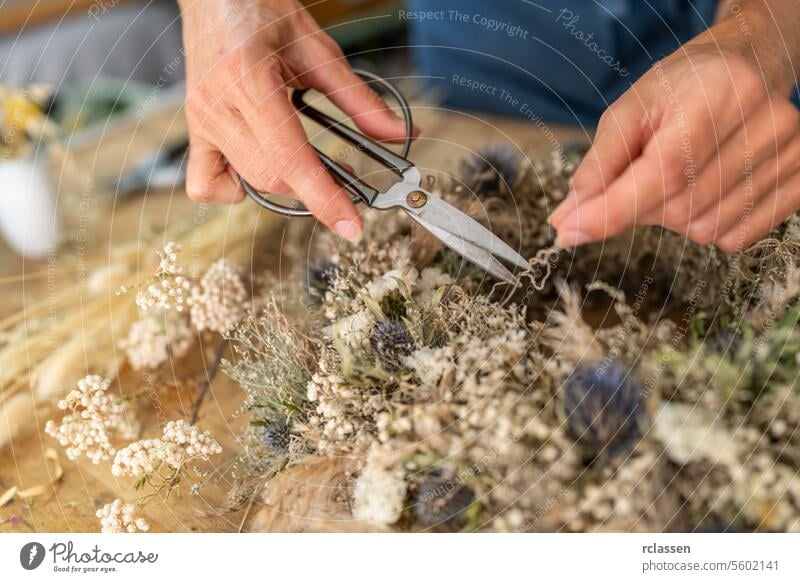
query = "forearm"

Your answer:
(713, 0), (800, 93)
